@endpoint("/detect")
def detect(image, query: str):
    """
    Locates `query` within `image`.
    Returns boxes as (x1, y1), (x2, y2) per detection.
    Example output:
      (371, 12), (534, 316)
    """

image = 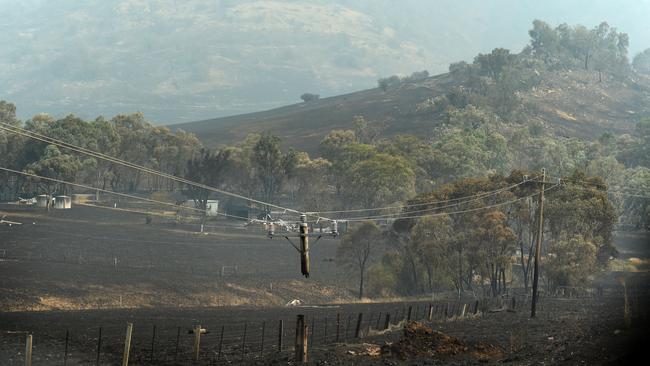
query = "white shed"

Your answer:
(54, 195), (72, 209)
